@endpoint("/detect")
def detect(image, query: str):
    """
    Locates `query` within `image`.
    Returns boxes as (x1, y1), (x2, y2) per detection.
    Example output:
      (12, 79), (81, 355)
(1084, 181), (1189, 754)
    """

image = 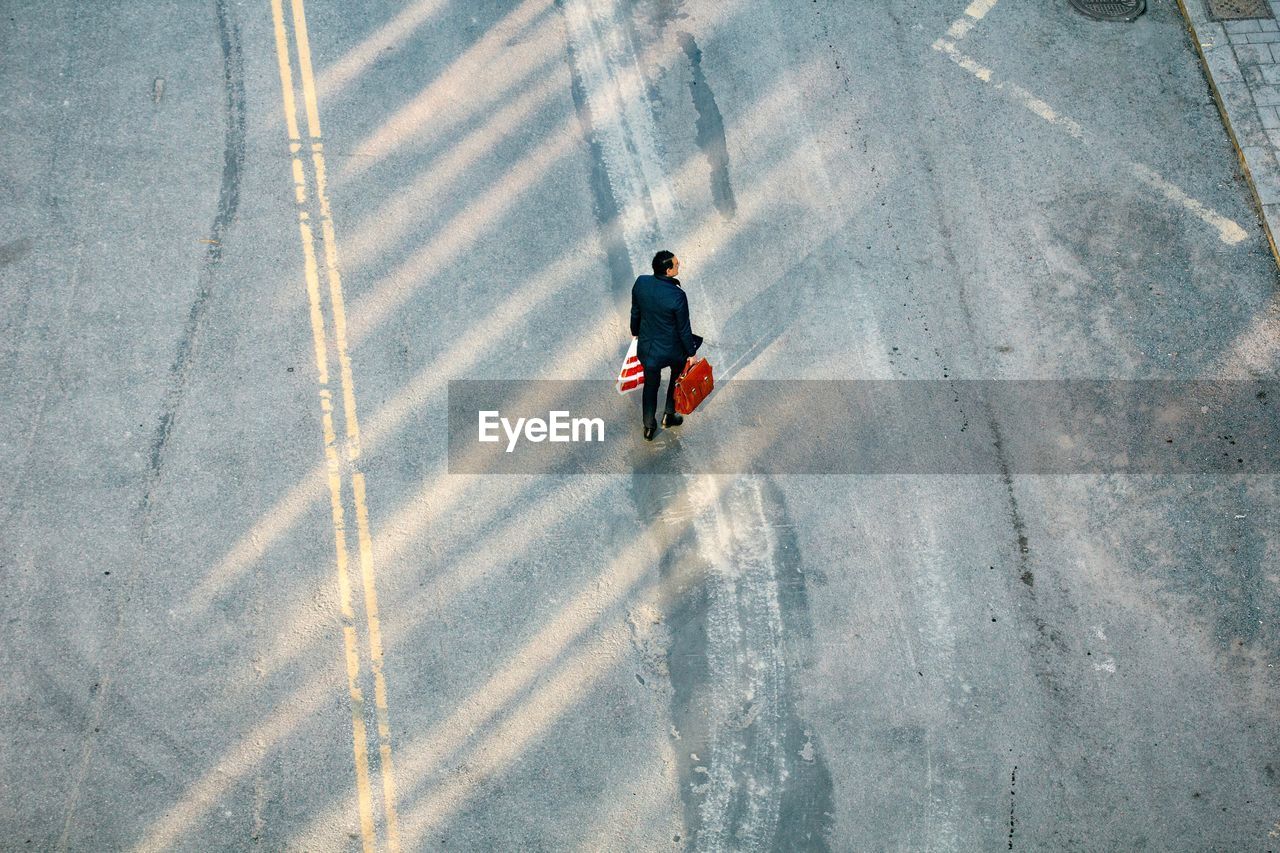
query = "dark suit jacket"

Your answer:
(629, 274), (702, 365)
